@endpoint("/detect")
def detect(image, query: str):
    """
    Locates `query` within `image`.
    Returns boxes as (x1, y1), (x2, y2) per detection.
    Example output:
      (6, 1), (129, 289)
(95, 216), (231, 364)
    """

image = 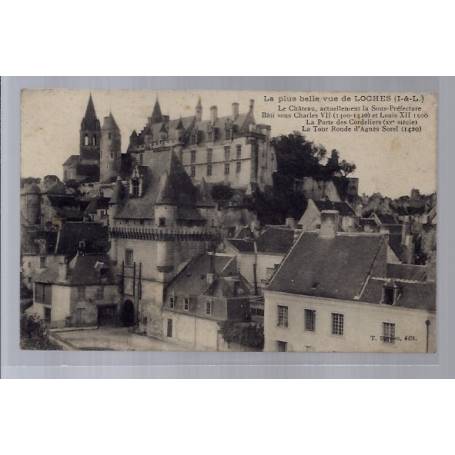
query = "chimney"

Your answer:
(58, 259), (69, 282)
(319, 210), (339, 239)
(249, 99), (255, 112)
(232, 102), (239, 119)
(210, 105), (218, 123)
(207, 251), (216, 286)
(285, 217), (296, 229)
